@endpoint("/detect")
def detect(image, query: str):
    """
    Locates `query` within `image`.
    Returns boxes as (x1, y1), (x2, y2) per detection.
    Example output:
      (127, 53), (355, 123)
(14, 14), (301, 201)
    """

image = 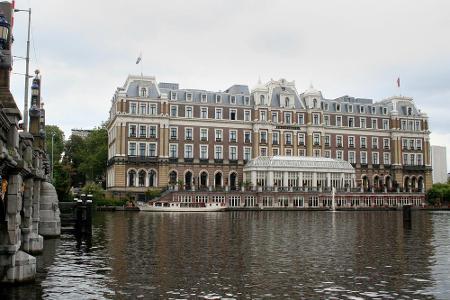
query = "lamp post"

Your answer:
(0, 14), (10, 50)
(14, 8), (31, 131)
(51, 132), (55, 182)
